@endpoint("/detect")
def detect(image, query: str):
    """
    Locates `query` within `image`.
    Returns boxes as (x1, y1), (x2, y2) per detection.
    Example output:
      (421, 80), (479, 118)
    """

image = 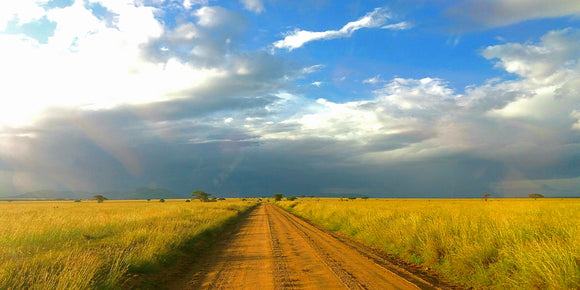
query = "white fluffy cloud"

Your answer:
(483, 29), (580, 120)
(0, 0), (48, 30)
(273, 7), (391, 51)
(0, 1), (250, 127)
